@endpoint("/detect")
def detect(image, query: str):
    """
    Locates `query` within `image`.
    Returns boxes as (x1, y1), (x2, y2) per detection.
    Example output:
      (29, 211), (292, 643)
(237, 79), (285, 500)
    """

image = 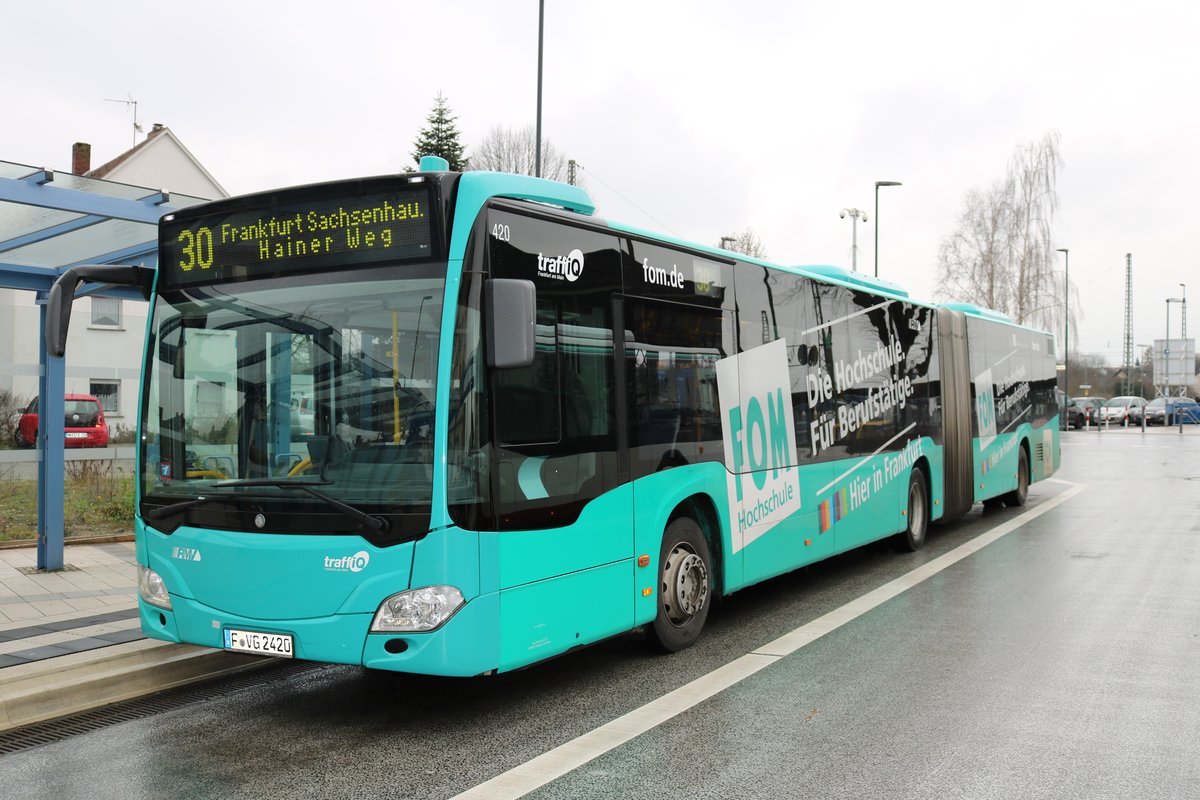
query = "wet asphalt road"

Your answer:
(2, 426), (1198, 799)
